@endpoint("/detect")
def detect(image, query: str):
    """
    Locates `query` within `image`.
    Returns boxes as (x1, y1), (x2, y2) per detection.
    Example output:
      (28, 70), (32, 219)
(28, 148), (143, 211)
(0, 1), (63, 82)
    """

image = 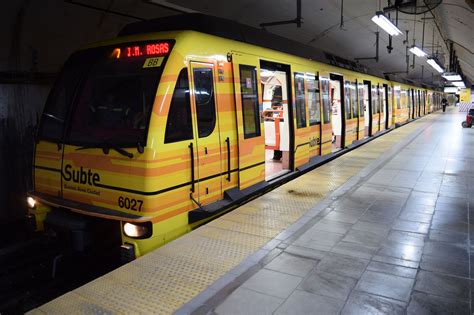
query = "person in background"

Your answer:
(441, 97), (448, 112)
